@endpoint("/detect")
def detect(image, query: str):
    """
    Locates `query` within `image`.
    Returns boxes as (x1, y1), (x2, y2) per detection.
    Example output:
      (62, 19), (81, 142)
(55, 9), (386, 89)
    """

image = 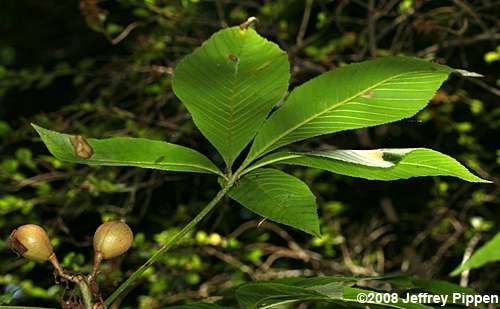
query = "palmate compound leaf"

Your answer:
(172, 26), (290, 168)
(451, 231), (500, 276)
(245, 56), (454, 164)
(228, 168), (320, 236)
(246, 148), (489, 183)
(32, 124), (223, 176)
